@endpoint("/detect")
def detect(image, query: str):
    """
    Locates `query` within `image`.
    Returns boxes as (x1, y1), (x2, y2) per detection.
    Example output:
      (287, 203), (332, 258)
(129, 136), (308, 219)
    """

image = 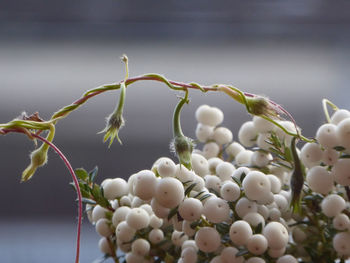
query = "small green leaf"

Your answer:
(75, 168), (89, 181)
(255, 222), (263, 234)
(190, 220), (200, 229)
(89, 166), (99, 183)
(334, 146), (346, 151)
(80, 185), (91, 198)
(284, 146), (293, 162)
(231, 176), (241, 186)
(105, 211), (113, 221)
(199, 193), (212, 201)
(185, 183), (197, 196)
(228, 201), (235, 212)
(236, 249), (249, 257)
(240, 172), (247, 182)
(303, 195), (316, 201)
(215, 222), (230, 235)
(193, 190), (206, 199)
(81, 198), (96, 205)
(208, 188), (220, 197)
(182, 180), (193, 186)
(91, 184), (101, 199)
(168, 206), (179, 220)
(90, 183), (110, 208)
